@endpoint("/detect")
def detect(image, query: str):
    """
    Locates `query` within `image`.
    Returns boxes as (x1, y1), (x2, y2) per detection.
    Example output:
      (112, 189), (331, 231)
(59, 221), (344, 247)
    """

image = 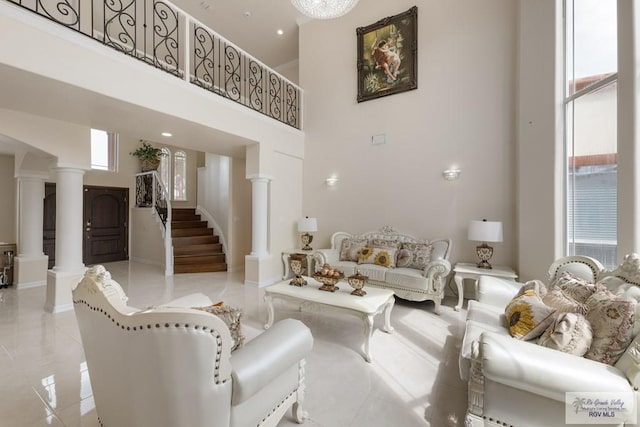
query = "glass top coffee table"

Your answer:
(264, 277), (395, 363)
